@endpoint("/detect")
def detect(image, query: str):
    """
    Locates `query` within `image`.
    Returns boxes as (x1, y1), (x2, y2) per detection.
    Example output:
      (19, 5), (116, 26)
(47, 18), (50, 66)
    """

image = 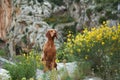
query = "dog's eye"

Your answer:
(51, 30), (53, 32)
